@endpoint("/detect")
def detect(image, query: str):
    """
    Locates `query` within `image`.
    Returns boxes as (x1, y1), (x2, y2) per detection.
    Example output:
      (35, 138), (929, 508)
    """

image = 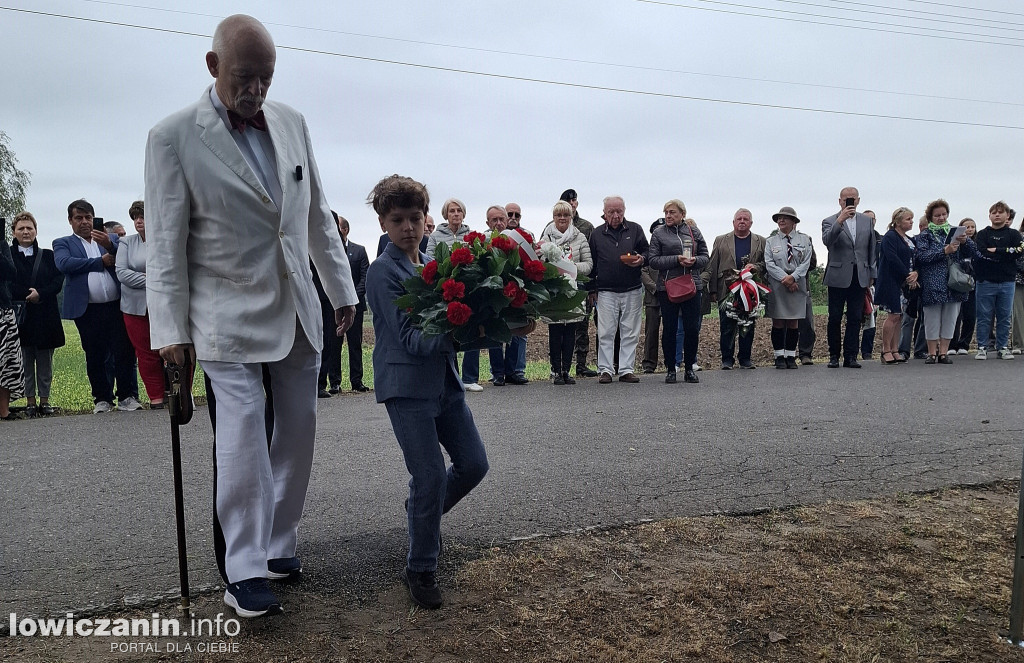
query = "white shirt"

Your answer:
(210, 87), (282, 207)
(17, 245), (33, 256)
(76, 235), (119, 304)
(847, 214), (858, 244)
